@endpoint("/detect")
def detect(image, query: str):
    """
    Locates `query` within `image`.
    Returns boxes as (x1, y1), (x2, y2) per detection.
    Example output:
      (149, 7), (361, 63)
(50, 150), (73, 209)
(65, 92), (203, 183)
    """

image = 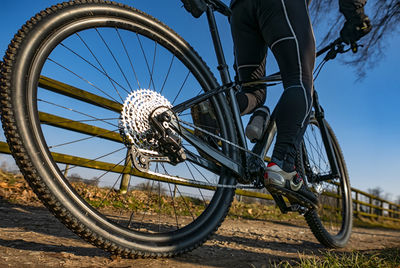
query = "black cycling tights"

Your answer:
(230, 0), (316, 172)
